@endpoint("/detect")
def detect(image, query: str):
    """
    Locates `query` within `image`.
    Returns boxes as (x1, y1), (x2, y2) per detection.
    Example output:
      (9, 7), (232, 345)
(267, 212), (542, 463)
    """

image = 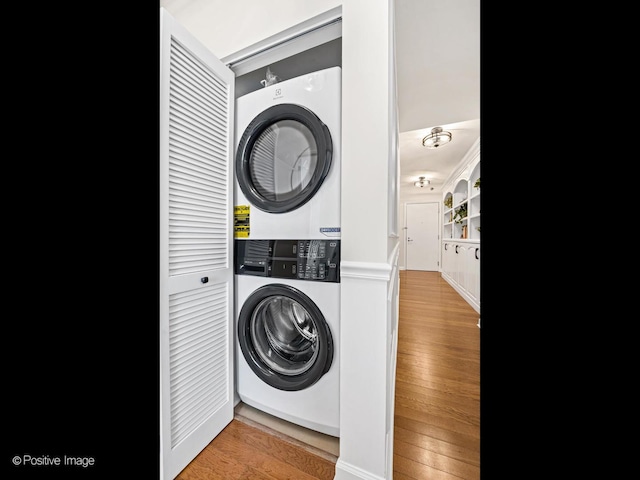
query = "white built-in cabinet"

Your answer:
(465, 243), (480, 303)
(441, 141), (480, 313)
